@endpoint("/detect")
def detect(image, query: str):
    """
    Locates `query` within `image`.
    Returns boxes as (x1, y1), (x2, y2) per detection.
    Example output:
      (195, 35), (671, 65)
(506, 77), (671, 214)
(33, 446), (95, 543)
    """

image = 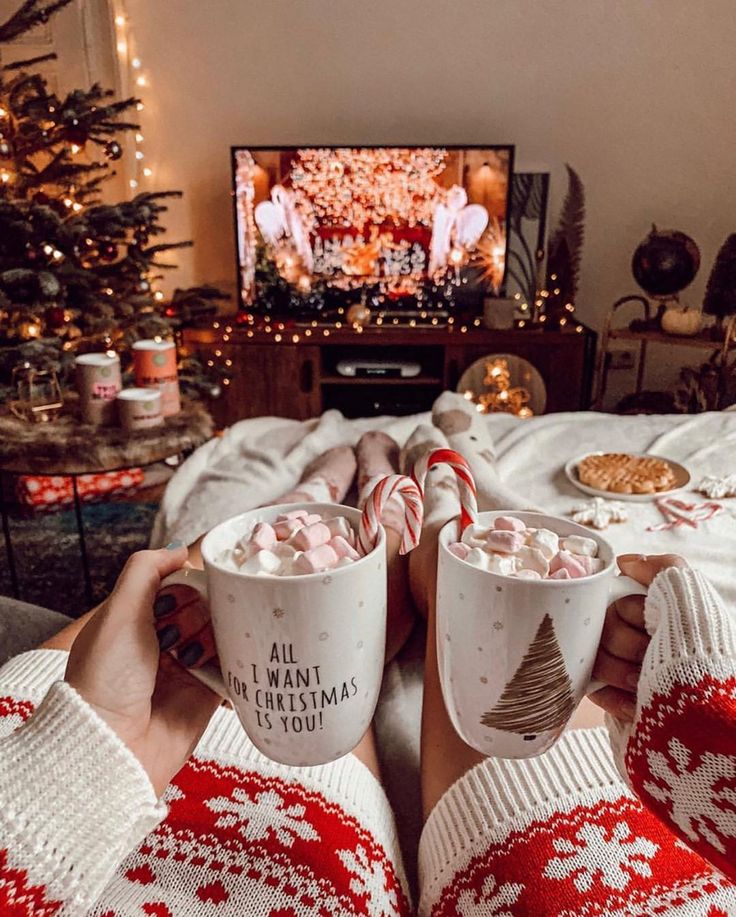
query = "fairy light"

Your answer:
(112, 3), (153, 189)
